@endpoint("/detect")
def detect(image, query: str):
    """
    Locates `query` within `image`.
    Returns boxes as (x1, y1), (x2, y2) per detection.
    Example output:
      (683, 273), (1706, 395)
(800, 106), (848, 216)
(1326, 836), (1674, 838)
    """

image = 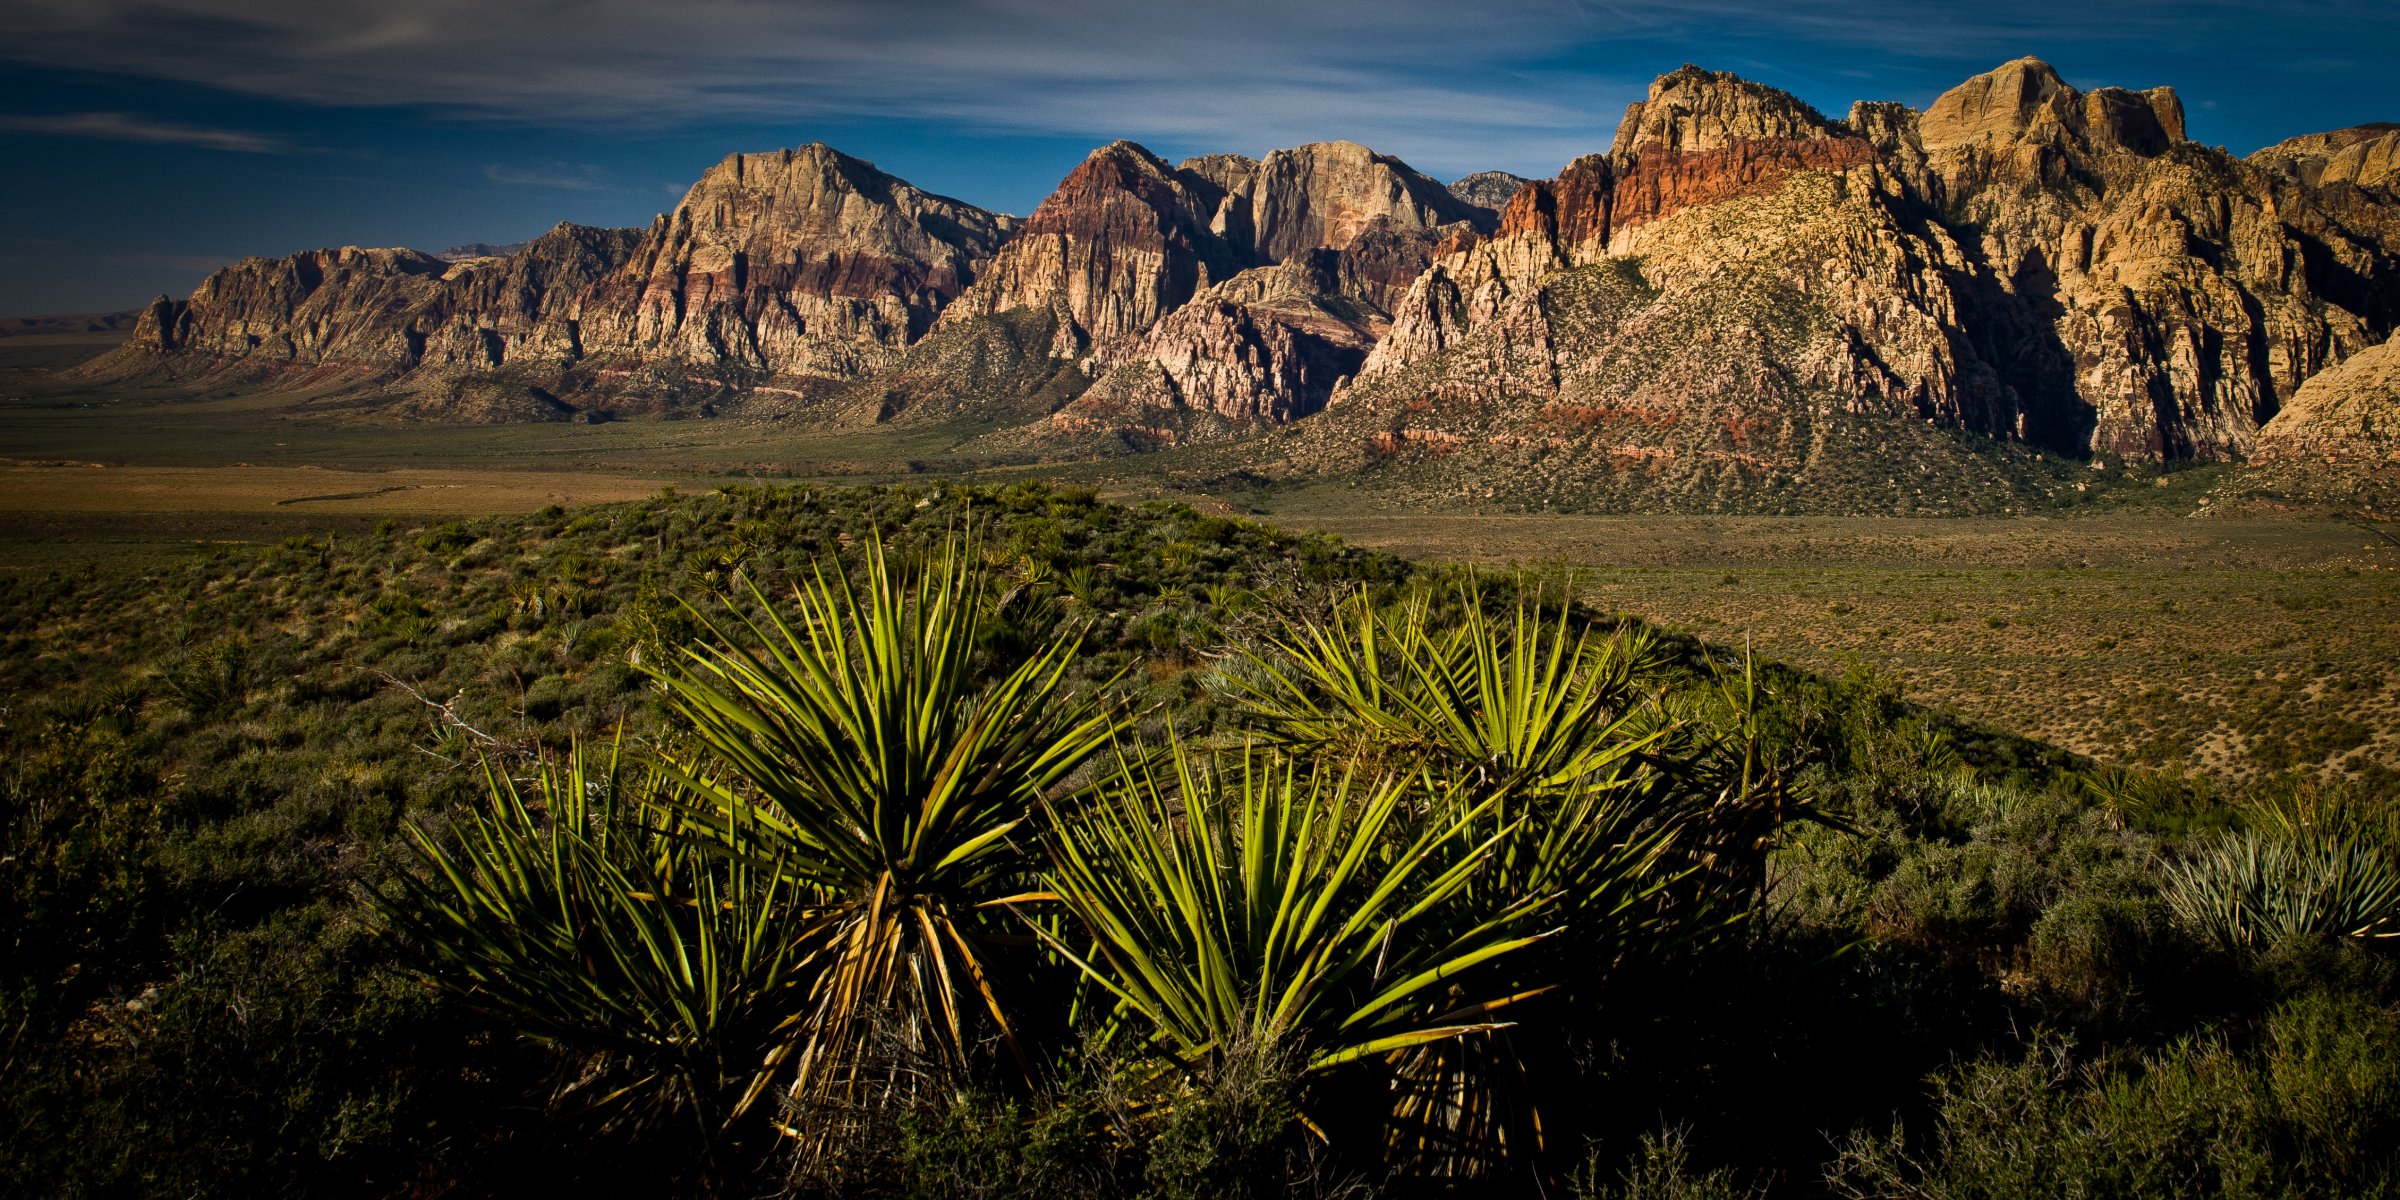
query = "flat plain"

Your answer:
(5, 365), (2395, 783)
